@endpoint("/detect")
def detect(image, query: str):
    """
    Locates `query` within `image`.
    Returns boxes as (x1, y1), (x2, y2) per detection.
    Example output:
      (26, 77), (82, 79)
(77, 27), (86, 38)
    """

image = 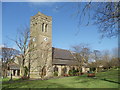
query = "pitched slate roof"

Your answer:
(52, 47), (78, 65)
(8, 62), (20, 70)
(52, 47), (74, 60)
